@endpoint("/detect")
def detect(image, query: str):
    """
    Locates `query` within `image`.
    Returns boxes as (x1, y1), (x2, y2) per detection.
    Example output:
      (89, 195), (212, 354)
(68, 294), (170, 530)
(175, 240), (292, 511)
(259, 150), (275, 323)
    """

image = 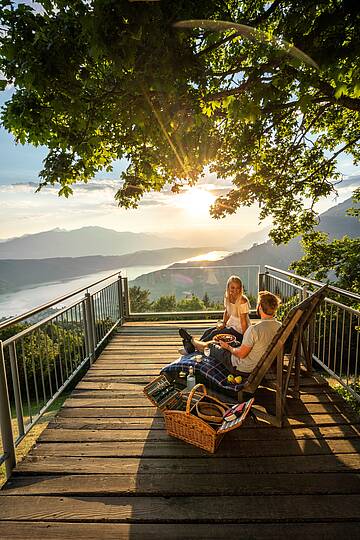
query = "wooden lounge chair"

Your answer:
(238, 284), (328, 427)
